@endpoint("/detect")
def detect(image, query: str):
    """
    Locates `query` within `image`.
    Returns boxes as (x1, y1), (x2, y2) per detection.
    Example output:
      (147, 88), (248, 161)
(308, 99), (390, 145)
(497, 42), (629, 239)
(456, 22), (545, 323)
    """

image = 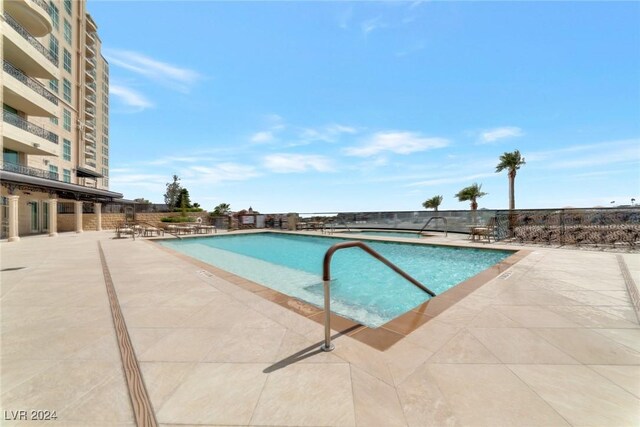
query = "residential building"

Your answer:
(1, 0), (121, 241)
